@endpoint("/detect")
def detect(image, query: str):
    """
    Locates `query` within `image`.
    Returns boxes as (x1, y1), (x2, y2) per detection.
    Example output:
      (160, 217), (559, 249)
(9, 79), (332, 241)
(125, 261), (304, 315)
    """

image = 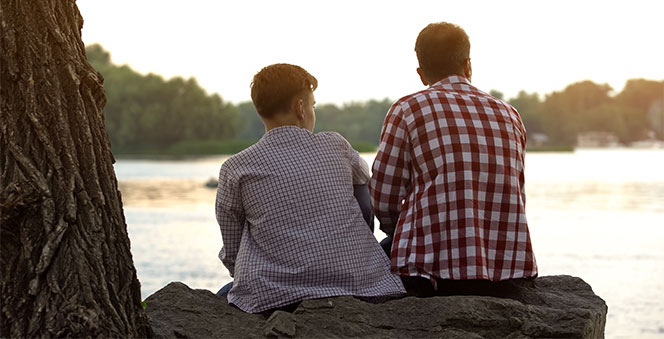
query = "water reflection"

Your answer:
(118, 179), (216, 207)
(527, 181), (664, 212)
